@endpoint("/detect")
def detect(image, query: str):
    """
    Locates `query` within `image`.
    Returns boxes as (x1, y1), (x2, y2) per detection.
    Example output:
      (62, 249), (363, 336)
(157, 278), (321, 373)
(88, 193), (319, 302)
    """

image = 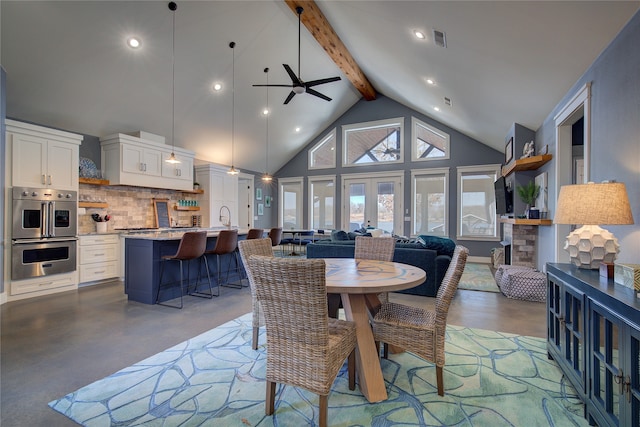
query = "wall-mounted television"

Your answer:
(494, 176), (513, 216)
